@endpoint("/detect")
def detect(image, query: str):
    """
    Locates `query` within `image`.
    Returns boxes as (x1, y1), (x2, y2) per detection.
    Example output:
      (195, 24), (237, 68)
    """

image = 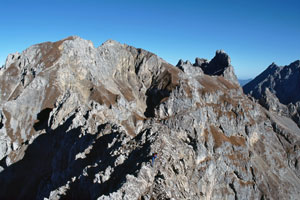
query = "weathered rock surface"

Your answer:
(0, 36), (299, 199)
